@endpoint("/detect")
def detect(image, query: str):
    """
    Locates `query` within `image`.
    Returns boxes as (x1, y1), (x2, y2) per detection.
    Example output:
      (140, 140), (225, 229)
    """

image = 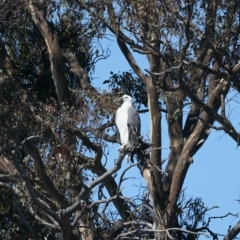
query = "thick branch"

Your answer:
(182, 83), (240, 145)
(12, 193), (39, 240)
(107, 3), (148, 85)
(223, 221), (240, 240)
(163, 91), (183, 193)
(62, 152), (125, 217)
(2, 126), (68, 208)
(24, 142), (69, 208)
(68, 127), (102, 153)
(167, 78), (230, 223)
(61, 48), (95, 91)
(66, 126), (133, 220)
(91, 161), (133, 221)
(8, 151), (61, 225)
(27, 0), (70, 104)
(29, 206), (58, 229)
